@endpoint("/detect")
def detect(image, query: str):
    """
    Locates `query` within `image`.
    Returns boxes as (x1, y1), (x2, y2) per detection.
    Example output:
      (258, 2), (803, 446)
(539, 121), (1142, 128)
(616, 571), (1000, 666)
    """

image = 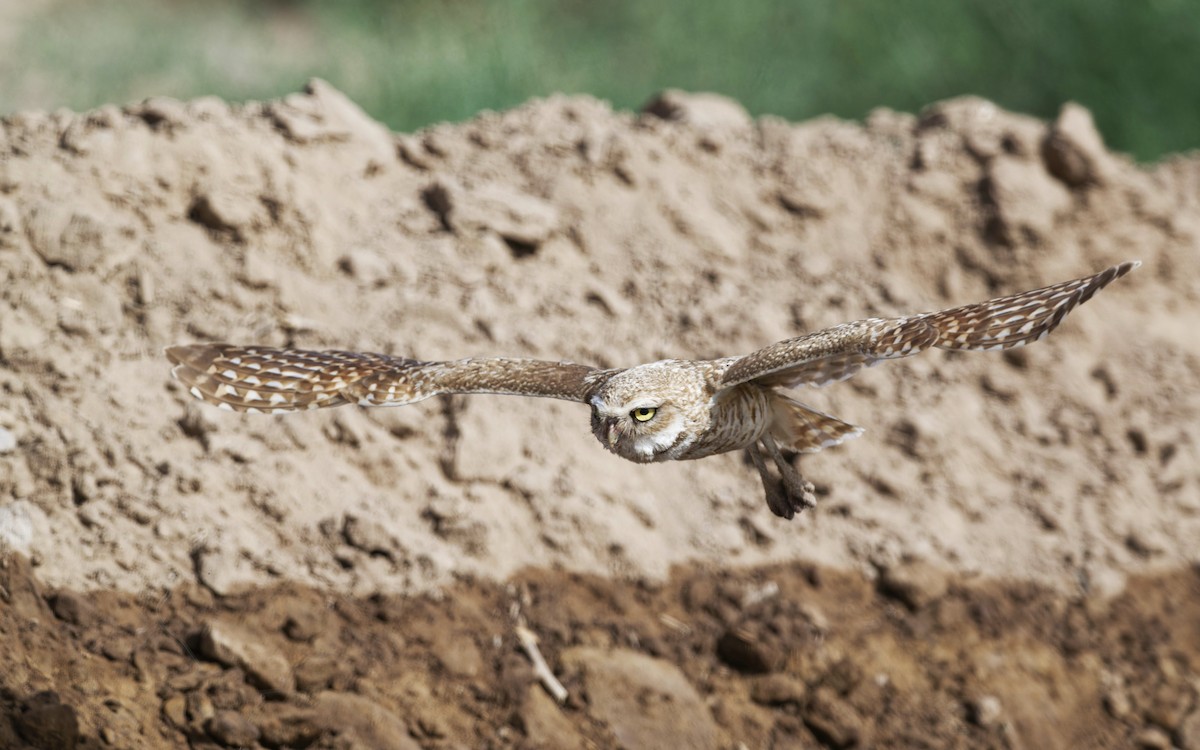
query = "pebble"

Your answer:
(313, 691), (422, 750)
(749, 674), (807, 706)
(802, 688), (868, 750)
(0, 426), (16, 454)
(15, 692), (79, 750)
(196, 619), (294, 694)
(1042, 102), (1113, 186)
(970, 695), (1003, 727)
(716, 625), (783, 674)
(205, 711), (260, 747)
(563, 647), (719, 750)
(878, 560), (950, 610)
